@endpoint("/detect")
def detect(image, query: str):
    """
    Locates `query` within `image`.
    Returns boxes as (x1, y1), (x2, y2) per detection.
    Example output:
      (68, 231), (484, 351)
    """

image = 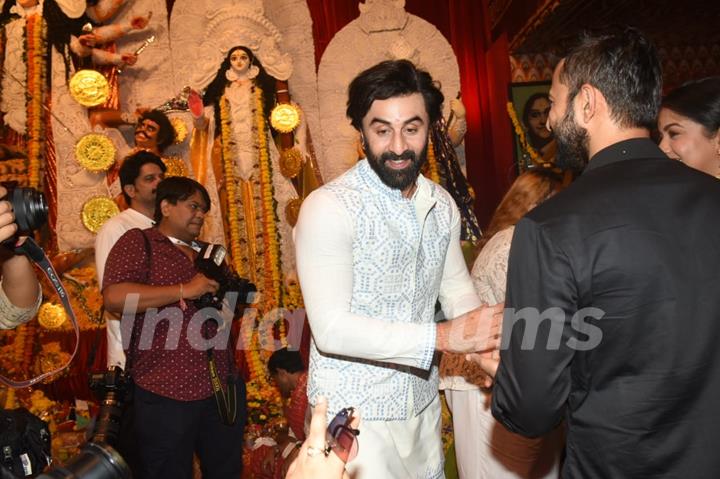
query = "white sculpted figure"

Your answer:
(317, 0), (464, 181)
